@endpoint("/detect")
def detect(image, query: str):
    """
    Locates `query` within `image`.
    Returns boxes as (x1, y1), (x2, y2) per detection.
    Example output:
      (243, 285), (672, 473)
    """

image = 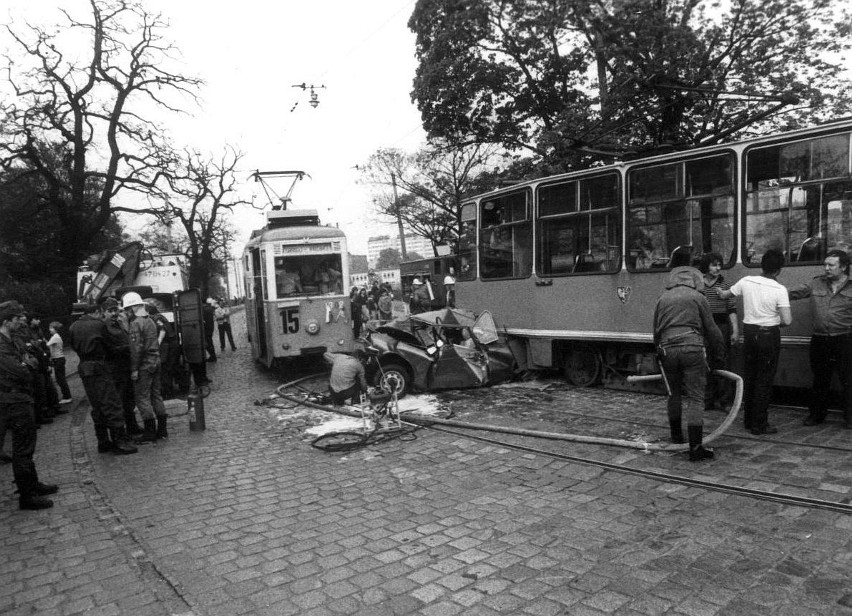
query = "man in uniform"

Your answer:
(102, 297), (142, 435)
(124, 292), (168, 441)
(0, 300), (59, 509)
(323, 350), (369, 405)
(788, 249), (852, 429)
(653, 267), (725, 461)
(69, 303), (138, 455)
